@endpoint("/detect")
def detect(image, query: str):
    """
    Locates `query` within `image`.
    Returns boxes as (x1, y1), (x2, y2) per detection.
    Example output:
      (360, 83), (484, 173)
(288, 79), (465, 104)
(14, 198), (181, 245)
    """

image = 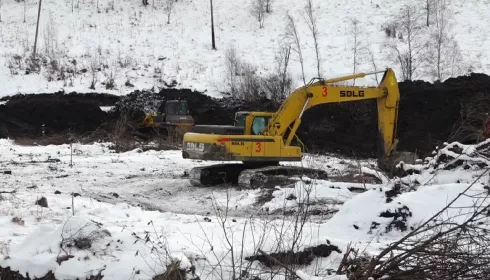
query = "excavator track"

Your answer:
(188, 163), (329, 188)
